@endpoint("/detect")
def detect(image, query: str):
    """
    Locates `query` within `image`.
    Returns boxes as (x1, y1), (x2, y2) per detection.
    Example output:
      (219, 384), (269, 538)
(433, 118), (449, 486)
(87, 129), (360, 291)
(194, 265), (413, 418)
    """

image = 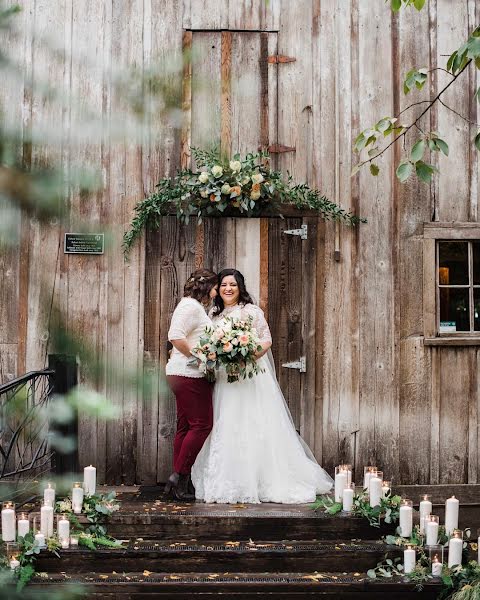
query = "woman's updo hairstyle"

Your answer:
(213, 268), (254, 315)
(183, 268), (218, 305)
